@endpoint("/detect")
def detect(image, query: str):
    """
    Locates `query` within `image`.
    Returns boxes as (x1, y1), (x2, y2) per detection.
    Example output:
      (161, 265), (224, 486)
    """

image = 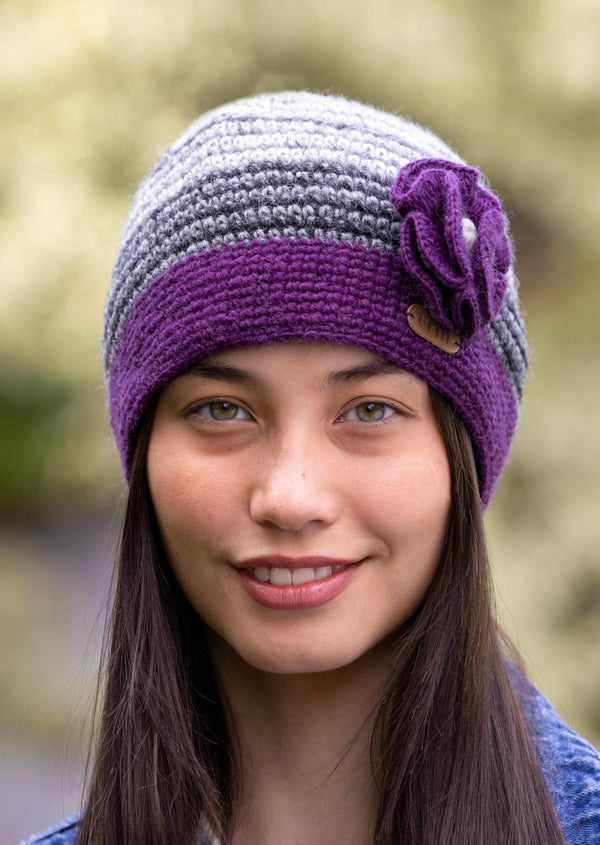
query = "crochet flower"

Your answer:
(390, 158), (511, 337)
